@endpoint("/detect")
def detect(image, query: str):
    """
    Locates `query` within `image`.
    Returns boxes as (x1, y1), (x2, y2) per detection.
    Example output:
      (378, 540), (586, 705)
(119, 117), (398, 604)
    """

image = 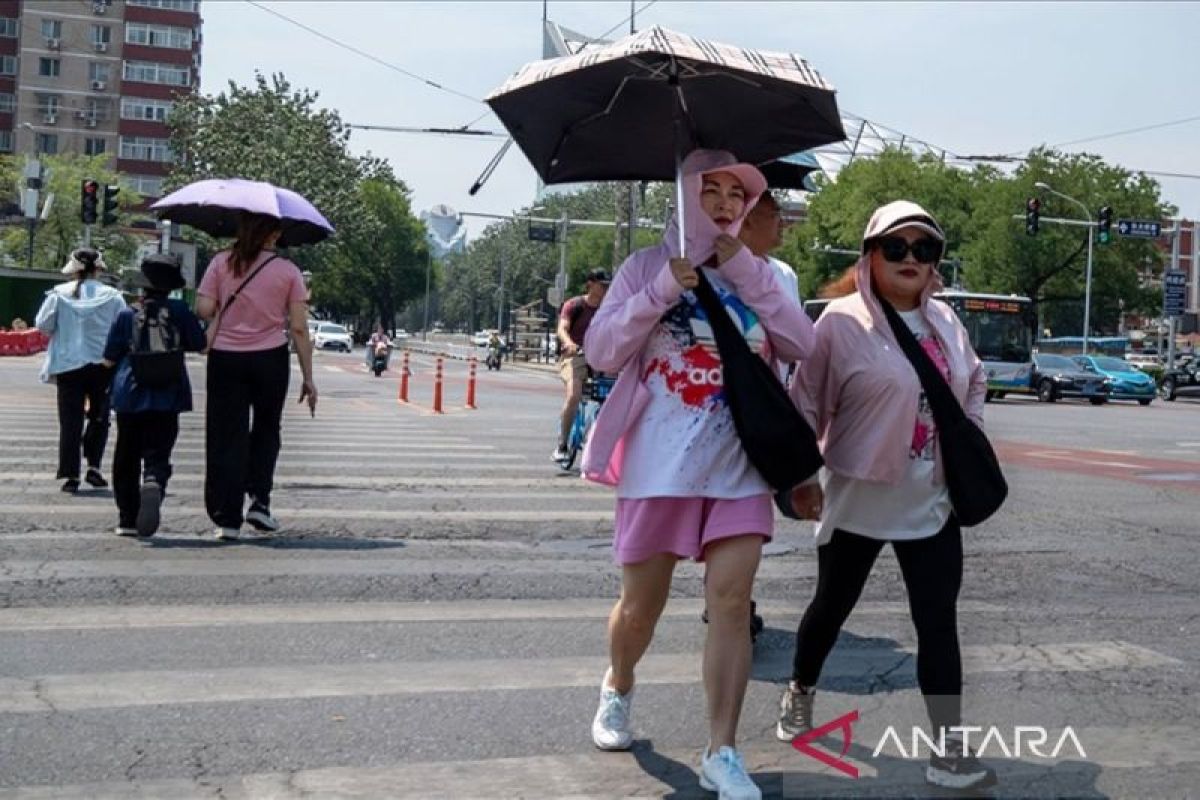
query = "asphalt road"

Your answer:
(0, 347), (1197, 799)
